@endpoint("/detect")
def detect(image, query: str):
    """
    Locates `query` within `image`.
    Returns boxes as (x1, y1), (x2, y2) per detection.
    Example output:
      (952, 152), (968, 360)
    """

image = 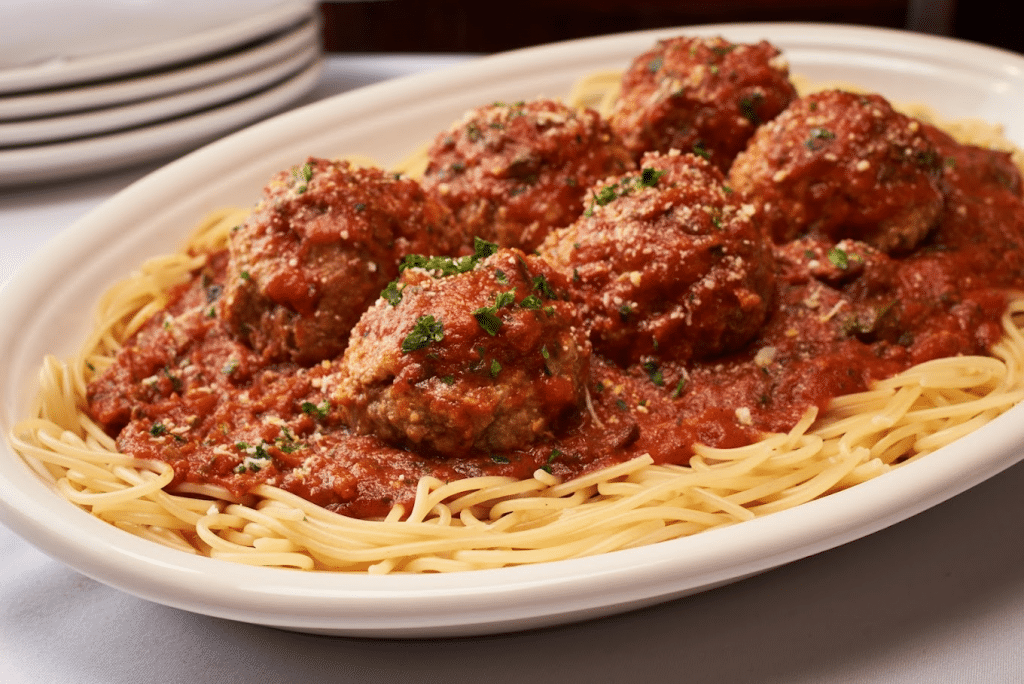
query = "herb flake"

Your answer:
(401, 315), (444, 353)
